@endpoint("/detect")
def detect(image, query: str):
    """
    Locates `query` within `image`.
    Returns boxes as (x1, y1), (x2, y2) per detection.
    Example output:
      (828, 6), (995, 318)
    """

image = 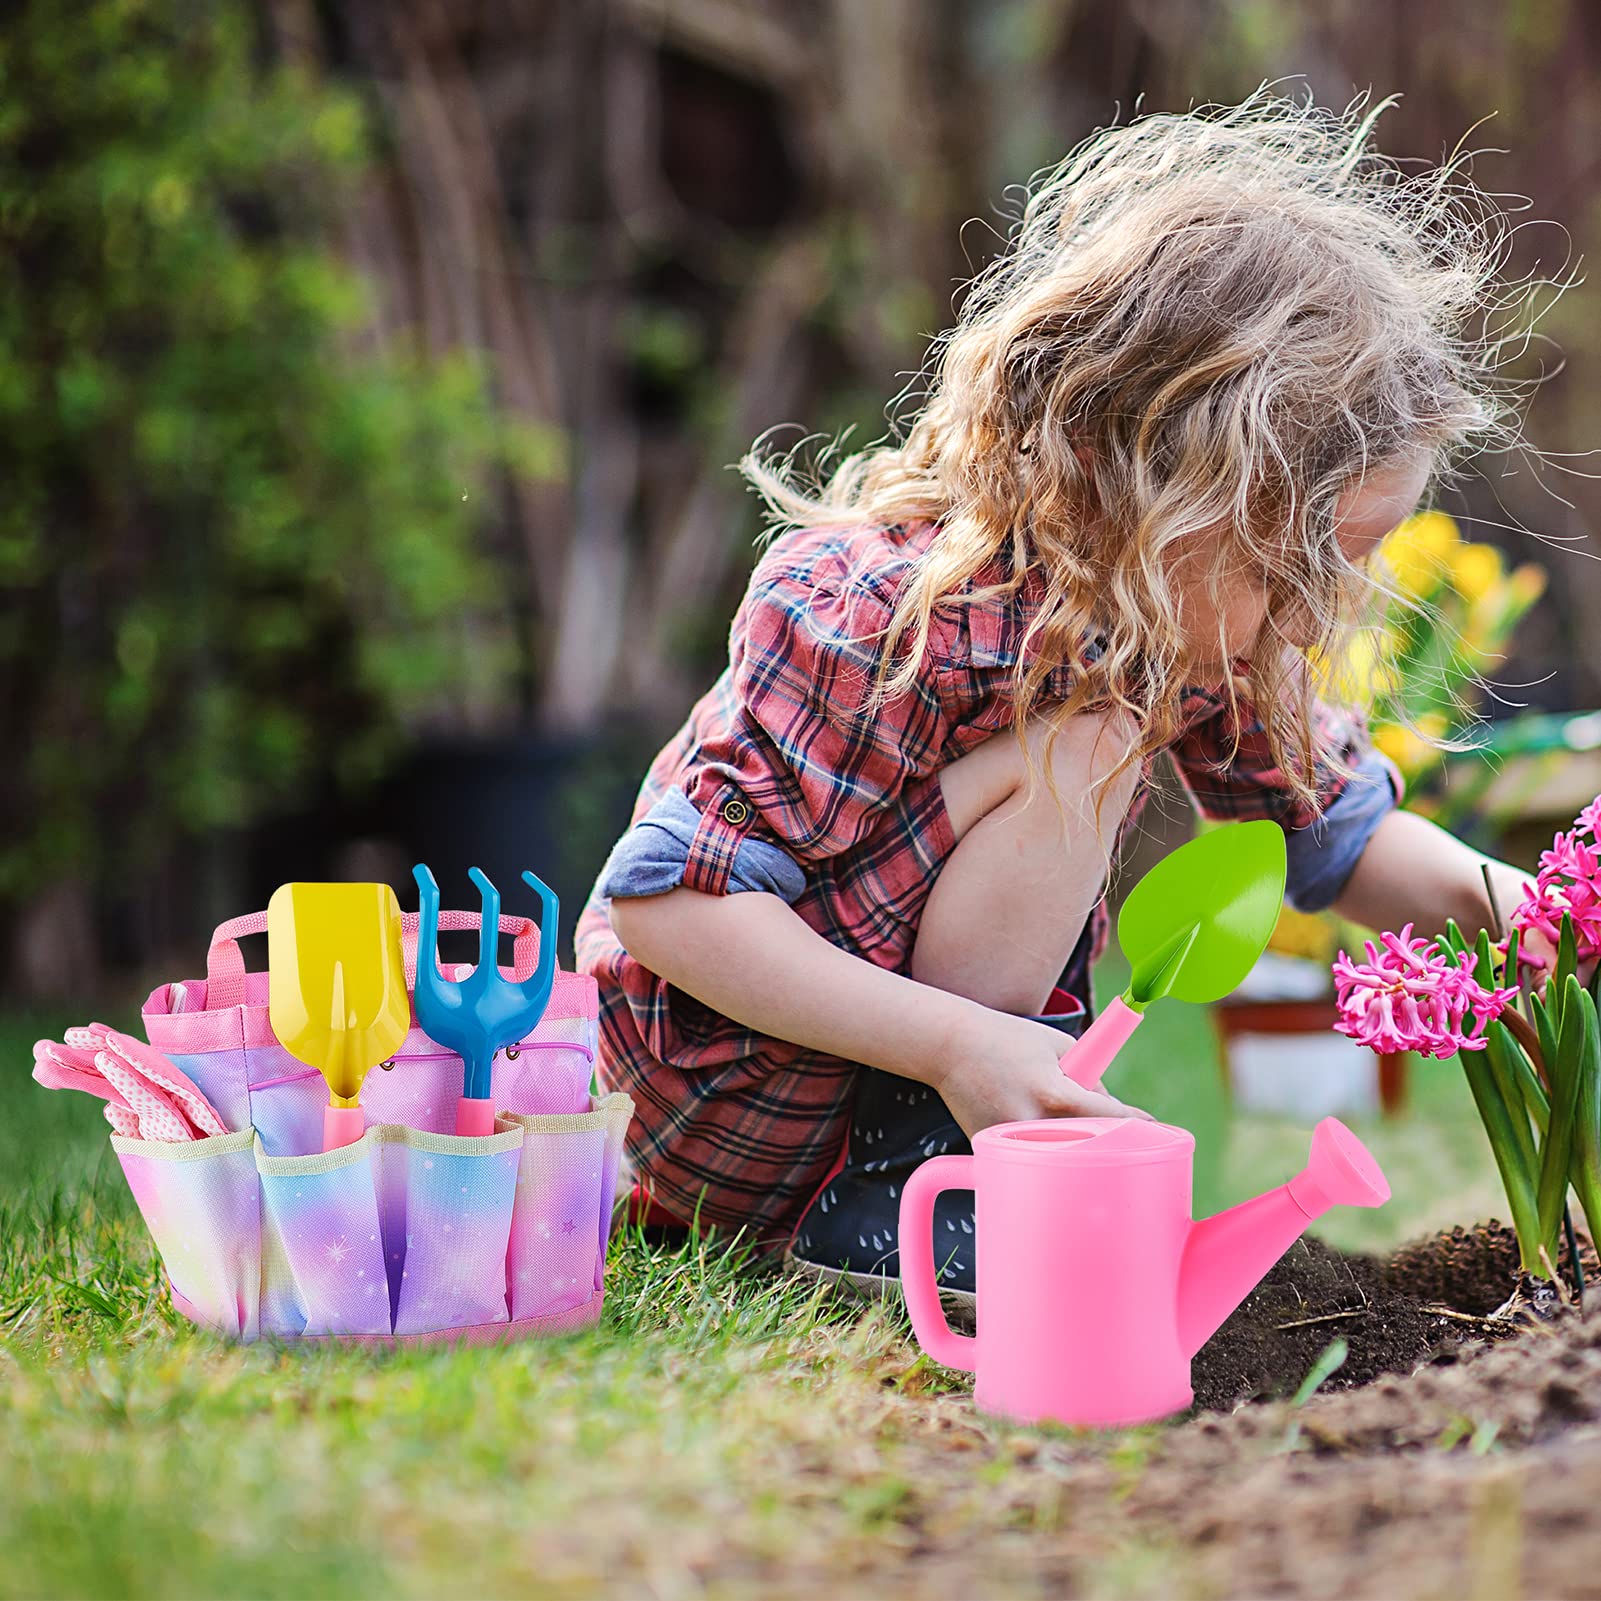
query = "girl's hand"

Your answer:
(1483, 858), (1599, 989)
(1514, 922), (1599, 989)
(932, 1012), (1152, 1136)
